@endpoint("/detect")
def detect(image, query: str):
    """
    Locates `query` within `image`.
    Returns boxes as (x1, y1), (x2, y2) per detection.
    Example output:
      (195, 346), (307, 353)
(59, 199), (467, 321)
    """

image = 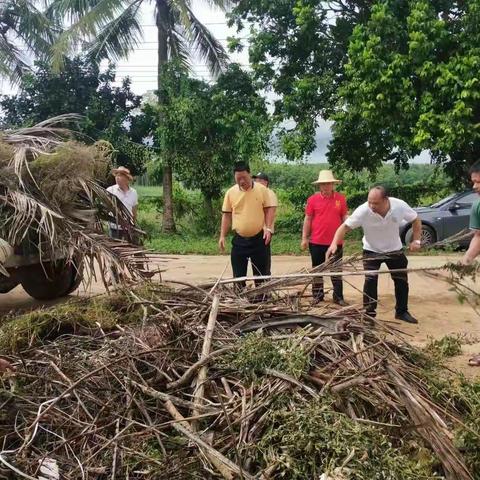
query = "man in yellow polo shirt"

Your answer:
(219, 162), (277, 289)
